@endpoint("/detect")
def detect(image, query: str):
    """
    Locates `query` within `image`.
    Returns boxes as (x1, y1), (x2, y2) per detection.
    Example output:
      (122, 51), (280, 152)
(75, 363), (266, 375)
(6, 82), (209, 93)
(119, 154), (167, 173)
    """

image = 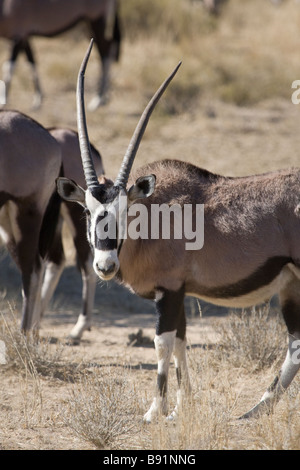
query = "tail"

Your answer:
(112, 7), (122, 62)
(38, 165), (64, 259)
